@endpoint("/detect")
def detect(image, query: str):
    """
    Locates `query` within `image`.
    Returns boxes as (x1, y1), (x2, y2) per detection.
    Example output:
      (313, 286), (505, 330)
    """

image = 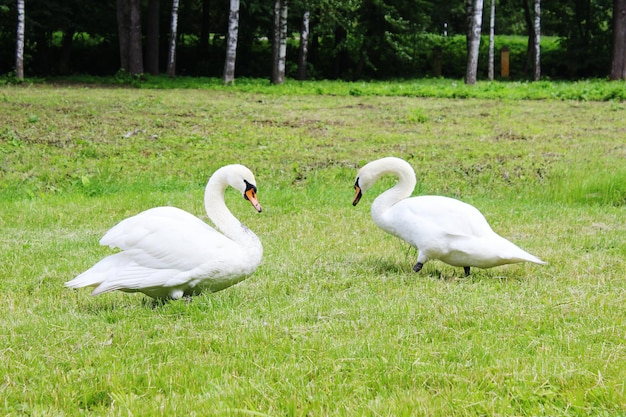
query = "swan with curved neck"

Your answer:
(65, 164), (263, 299)
(353, 157), (546, 276)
